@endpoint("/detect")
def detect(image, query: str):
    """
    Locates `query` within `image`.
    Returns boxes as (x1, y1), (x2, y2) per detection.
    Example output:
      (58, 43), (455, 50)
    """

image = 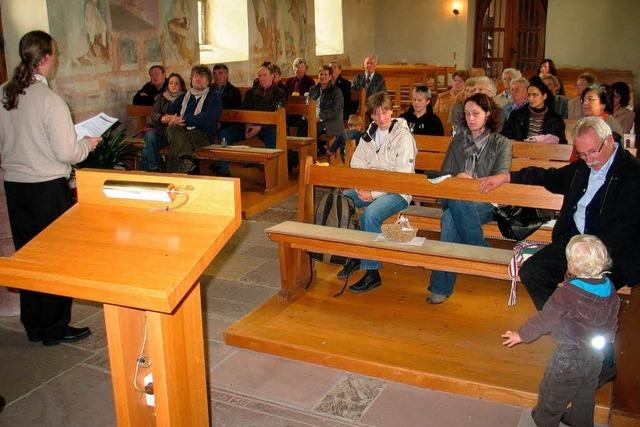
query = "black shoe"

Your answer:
(348, 270), (381, 294)
(337, 258), (360, 279)
(26, 330), (42, 342)
(43, 326), (91, 346)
